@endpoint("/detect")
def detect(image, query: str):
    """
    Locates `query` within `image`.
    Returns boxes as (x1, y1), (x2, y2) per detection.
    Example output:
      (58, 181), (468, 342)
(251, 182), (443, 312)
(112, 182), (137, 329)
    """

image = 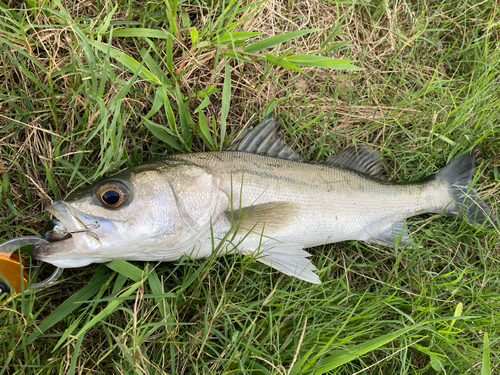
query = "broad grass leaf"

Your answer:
(140, 48), (171, 85)
(450, 302), (463, 327)
(216, 31), (261, 44)
(174, 84), (192, 149)
(143, 118), (181, 150)
(225, 50), (252, 63)
(166, 35), (174, 75)
(482, 332), (491, 375)
(243, 29), (321, 53)
(106, 259), (144, 281)
(112, 28), (170, 39)
(190, 27), (199, 47)
(194, 96), (210, 113)
(430, 355), (444, 371)
(285, 55), (363, 70)
(162, 84), (178, 136)
(143, 86), (164, 120)
(265, 54), (304, 73)
(89, 40), (160, 84)
(197, 110), (217, 150)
